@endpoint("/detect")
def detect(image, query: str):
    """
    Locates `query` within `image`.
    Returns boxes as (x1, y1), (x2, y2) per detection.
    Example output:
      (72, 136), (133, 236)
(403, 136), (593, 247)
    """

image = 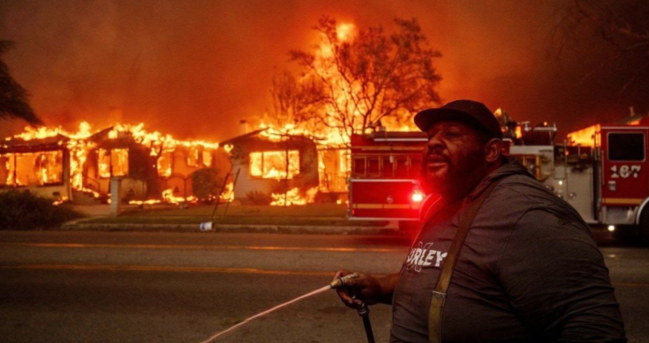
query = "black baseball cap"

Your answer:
(414, 100), (503, 139)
